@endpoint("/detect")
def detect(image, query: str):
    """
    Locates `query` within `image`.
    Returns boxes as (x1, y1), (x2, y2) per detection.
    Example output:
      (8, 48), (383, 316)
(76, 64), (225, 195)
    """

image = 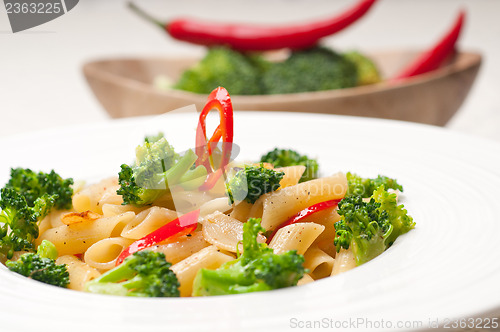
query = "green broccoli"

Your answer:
(6, 240), (69, 288)
(346, 172), (403, 198)
(372, 186), (415, 247)
(0, 188), (55, 259)
(192, 218), (305, 296)
(5, 168), (73, 210)
(260, 148), (318, 182)
(85, 250), (180, 297)
(262, 46), (358, 94)
(334, 187), (414, 266)
(144, 132), (165, 144)
(226, 164), (284, 204)
(117, 135), (207, 206)
(343, 51), (382, 86)
(174, 47), (264, 95)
